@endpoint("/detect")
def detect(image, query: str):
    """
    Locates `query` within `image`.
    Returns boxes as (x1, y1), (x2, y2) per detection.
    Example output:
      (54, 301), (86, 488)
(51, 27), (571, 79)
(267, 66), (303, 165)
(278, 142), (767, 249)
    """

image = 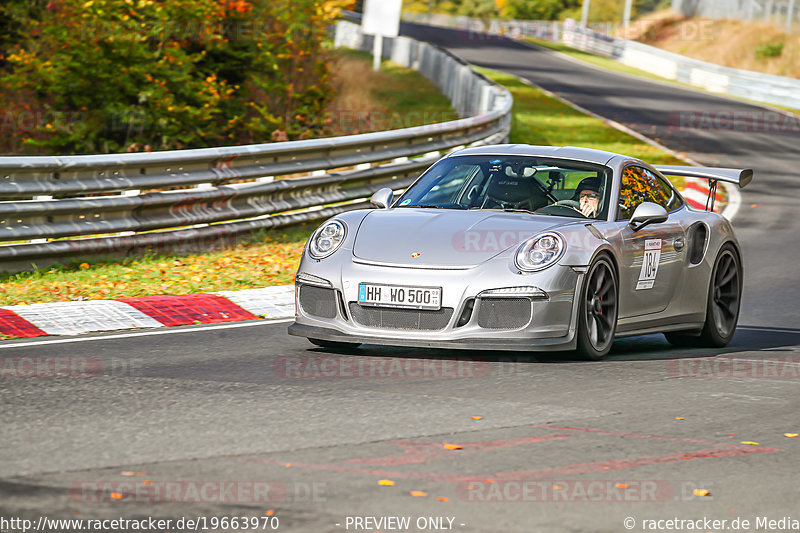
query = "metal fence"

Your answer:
(403, 11), (800, 110)
(0, 20), (511, 274)
(562, 22), (800, 109)
(673, 0), (799, 31)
